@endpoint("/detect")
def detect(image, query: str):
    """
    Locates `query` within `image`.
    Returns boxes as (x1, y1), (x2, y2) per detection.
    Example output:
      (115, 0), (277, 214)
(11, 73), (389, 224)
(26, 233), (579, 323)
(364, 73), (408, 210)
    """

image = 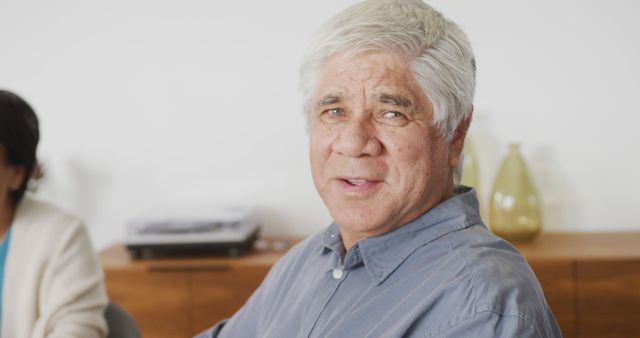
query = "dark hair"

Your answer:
(0, 89), (40, 206)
